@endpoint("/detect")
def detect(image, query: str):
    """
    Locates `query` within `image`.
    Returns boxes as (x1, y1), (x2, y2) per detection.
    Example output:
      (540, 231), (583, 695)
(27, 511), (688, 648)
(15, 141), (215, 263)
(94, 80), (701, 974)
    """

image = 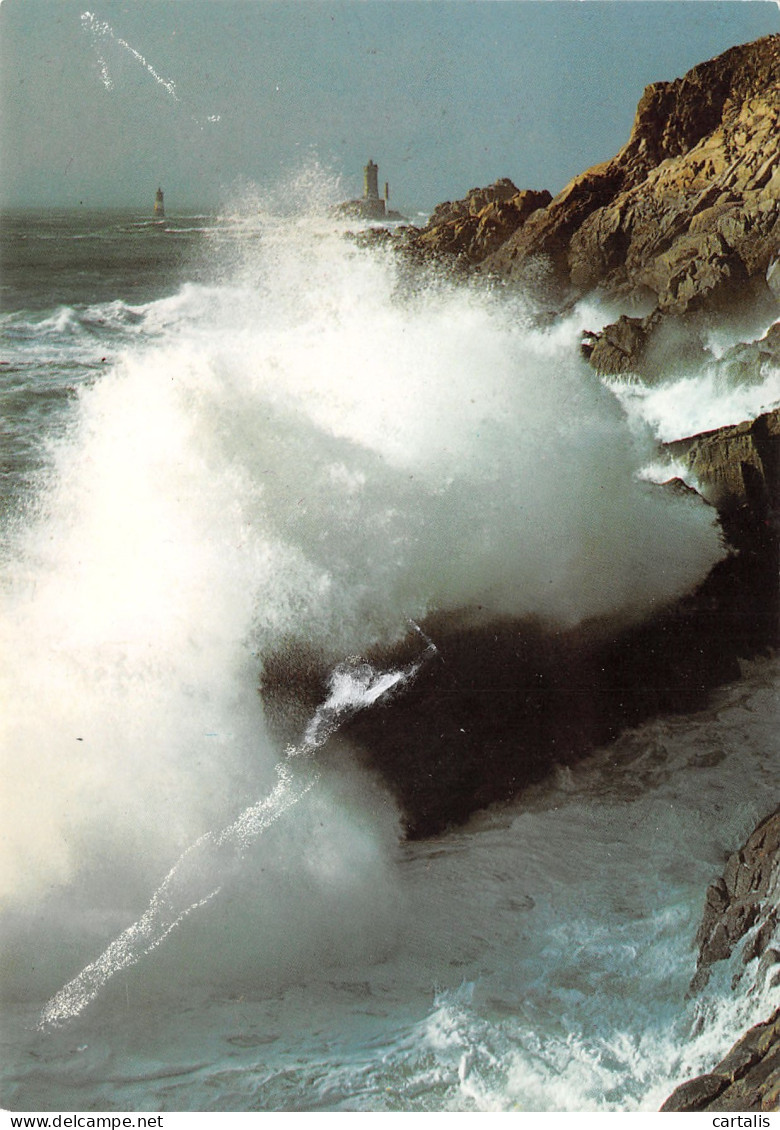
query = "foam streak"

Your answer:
(39, 638), (436, 1029)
